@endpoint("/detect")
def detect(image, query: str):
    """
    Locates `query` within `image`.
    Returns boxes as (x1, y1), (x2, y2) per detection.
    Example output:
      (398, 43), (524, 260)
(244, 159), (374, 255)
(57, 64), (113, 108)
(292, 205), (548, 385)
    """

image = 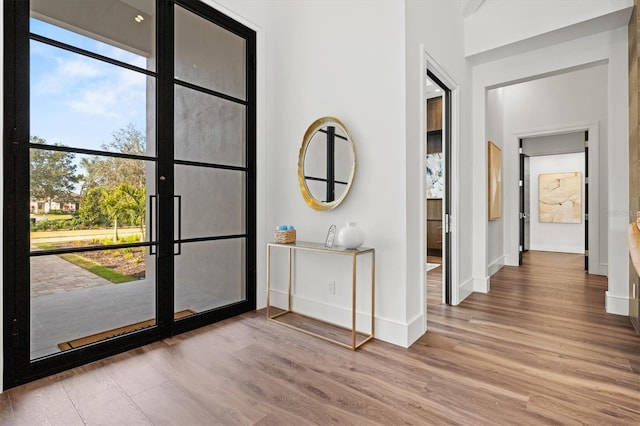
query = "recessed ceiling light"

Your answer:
(435, 88), (441, 93)
(134, 14), (144, 23)
(426, 80), (433, 86)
